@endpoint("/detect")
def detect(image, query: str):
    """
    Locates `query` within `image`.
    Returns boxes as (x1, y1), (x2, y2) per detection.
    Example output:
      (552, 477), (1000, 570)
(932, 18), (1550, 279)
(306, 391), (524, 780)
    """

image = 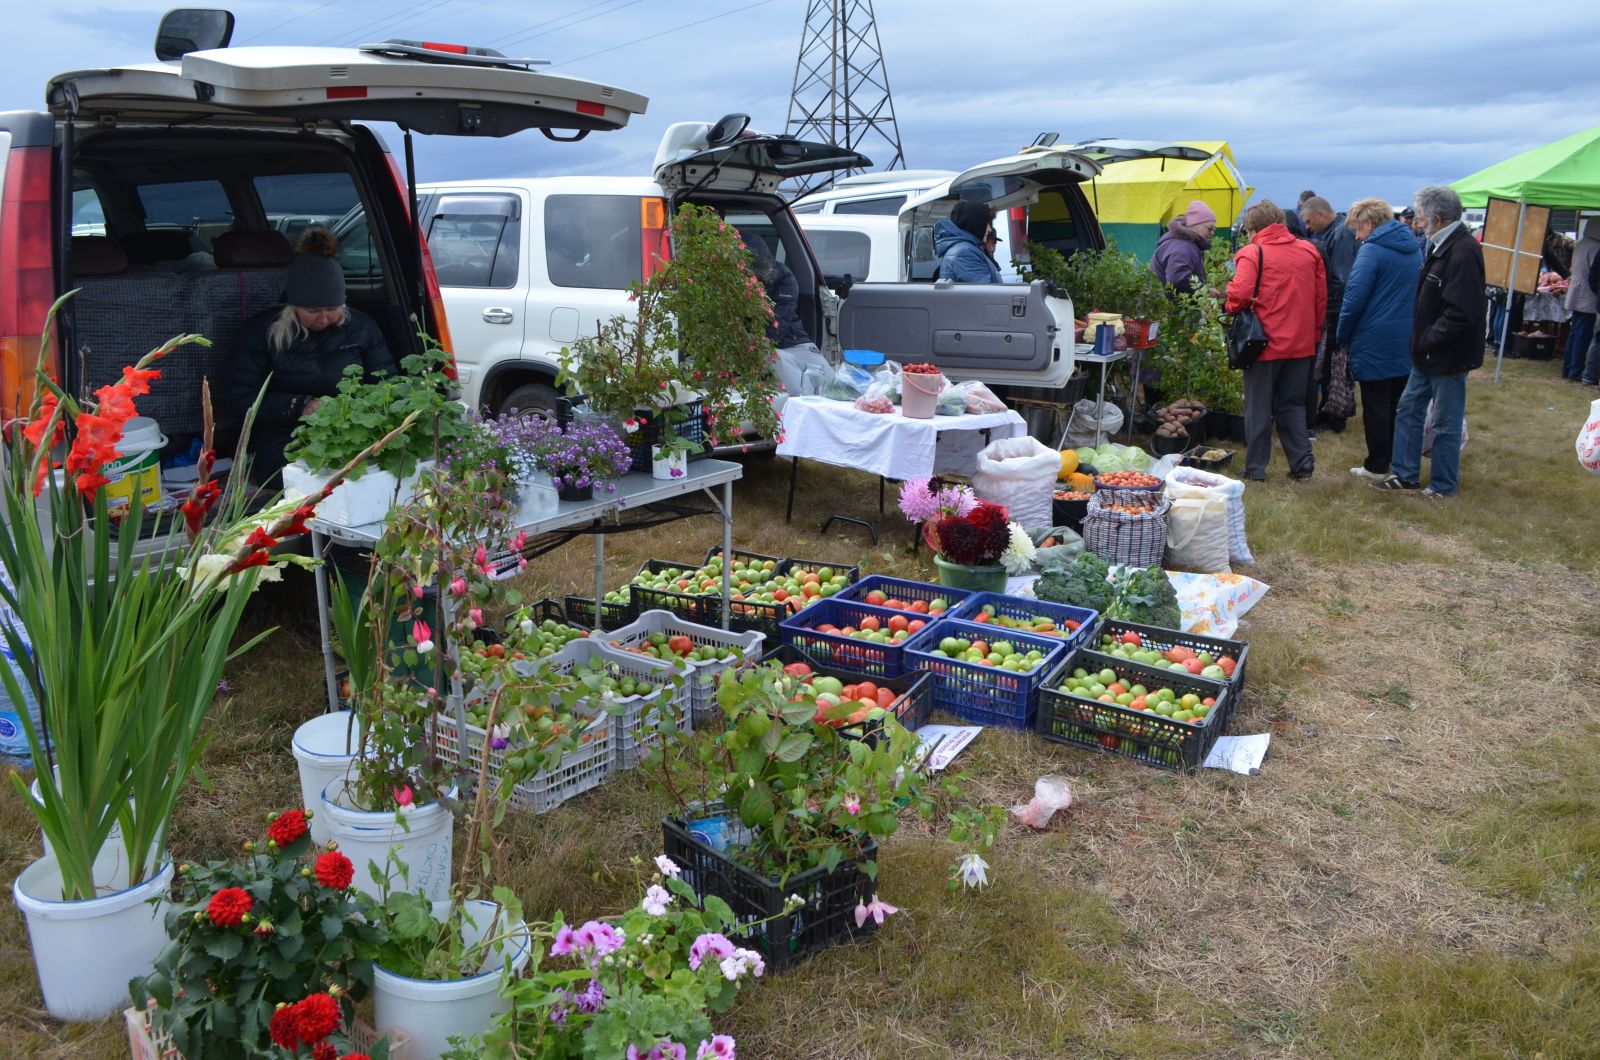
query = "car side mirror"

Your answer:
(706, 113), (751, 147)
(155, 8), (235, 61)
